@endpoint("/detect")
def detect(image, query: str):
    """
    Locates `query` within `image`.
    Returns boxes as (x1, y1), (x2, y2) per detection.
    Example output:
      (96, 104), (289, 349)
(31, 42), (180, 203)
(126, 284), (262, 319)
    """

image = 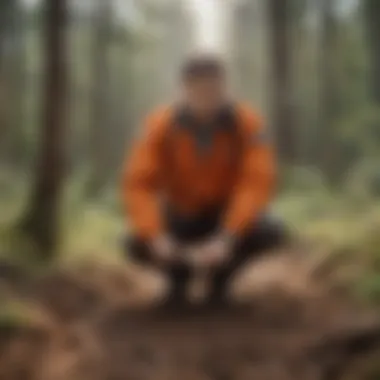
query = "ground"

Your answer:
(0, 178), (380, 379)
(0, 250), (380, 380)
